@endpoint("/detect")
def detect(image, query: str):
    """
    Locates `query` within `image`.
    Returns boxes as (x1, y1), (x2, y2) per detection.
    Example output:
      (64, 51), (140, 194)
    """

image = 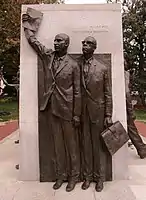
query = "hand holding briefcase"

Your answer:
(101, 121), (129, 155)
